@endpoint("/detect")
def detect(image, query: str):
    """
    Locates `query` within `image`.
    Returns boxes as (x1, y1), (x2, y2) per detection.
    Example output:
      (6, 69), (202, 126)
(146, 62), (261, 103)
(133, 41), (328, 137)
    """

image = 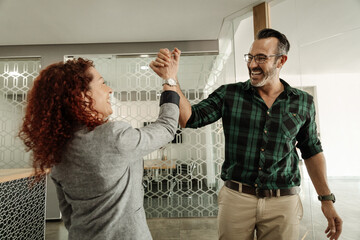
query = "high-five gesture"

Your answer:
(150, 48), (181, 80)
